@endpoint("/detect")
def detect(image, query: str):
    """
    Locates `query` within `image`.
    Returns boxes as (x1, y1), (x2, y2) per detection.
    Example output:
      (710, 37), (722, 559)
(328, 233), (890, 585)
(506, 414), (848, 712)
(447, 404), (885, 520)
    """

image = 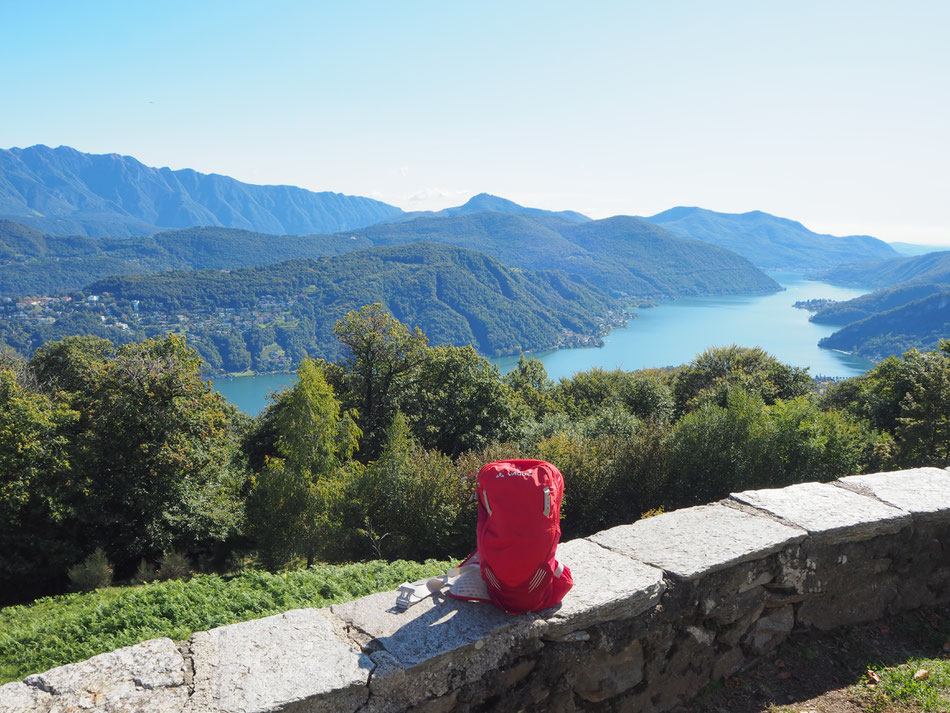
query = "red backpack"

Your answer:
(450, 459), (573, 614)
